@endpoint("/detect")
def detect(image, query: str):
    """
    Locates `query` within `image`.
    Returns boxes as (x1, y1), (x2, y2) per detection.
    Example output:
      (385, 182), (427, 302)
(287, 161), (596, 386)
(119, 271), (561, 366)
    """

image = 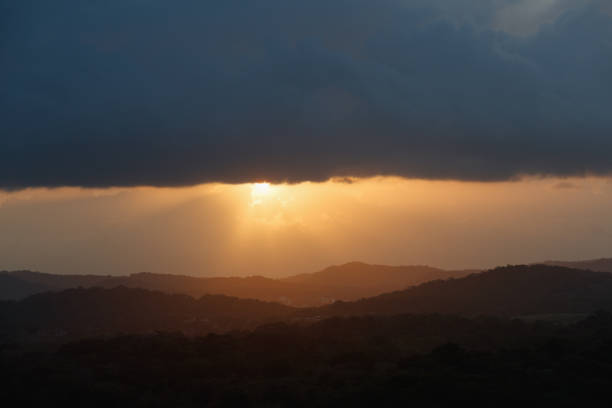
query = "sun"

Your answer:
(250, 182), (276, 206)
(251, 182), (272, 197)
